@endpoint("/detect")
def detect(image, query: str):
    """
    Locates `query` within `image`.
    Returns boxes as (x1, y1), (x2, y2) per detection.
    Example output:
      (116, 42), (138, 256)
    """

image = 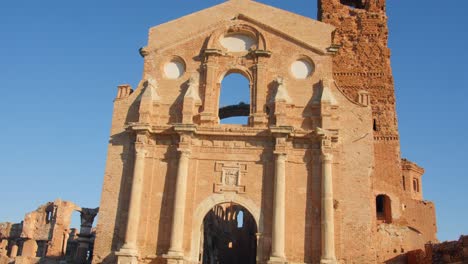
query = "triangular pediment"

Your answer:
(148, 0), (335, 52)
